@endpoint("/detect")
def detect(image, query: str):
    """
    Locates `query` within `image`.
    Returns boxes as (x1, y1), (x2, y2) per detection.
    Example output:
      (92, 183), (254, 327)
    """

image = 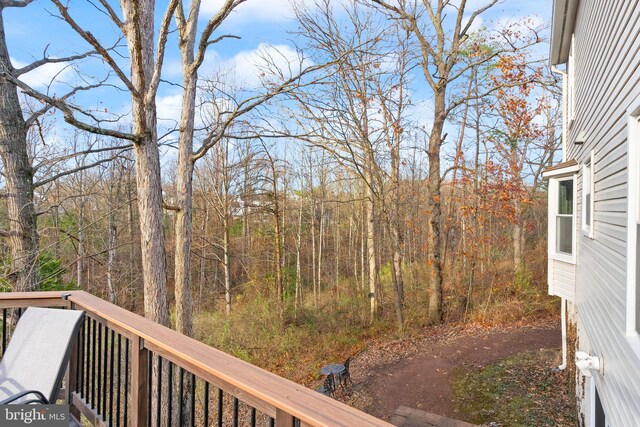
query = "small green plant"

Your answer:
(514, 266), (535, 297)
(38, 252), (76, 291)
